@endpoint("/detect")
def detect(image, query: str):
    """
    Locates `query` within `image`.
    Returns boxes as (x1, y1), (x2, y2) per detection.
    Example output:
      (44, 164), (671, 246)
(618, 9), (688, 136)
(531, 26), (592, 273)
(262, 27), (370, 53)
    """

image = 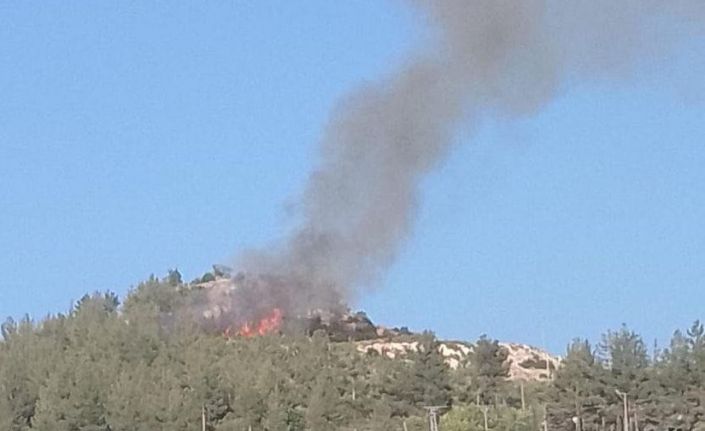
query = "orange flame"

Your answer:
(226, 308), (283, 338)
